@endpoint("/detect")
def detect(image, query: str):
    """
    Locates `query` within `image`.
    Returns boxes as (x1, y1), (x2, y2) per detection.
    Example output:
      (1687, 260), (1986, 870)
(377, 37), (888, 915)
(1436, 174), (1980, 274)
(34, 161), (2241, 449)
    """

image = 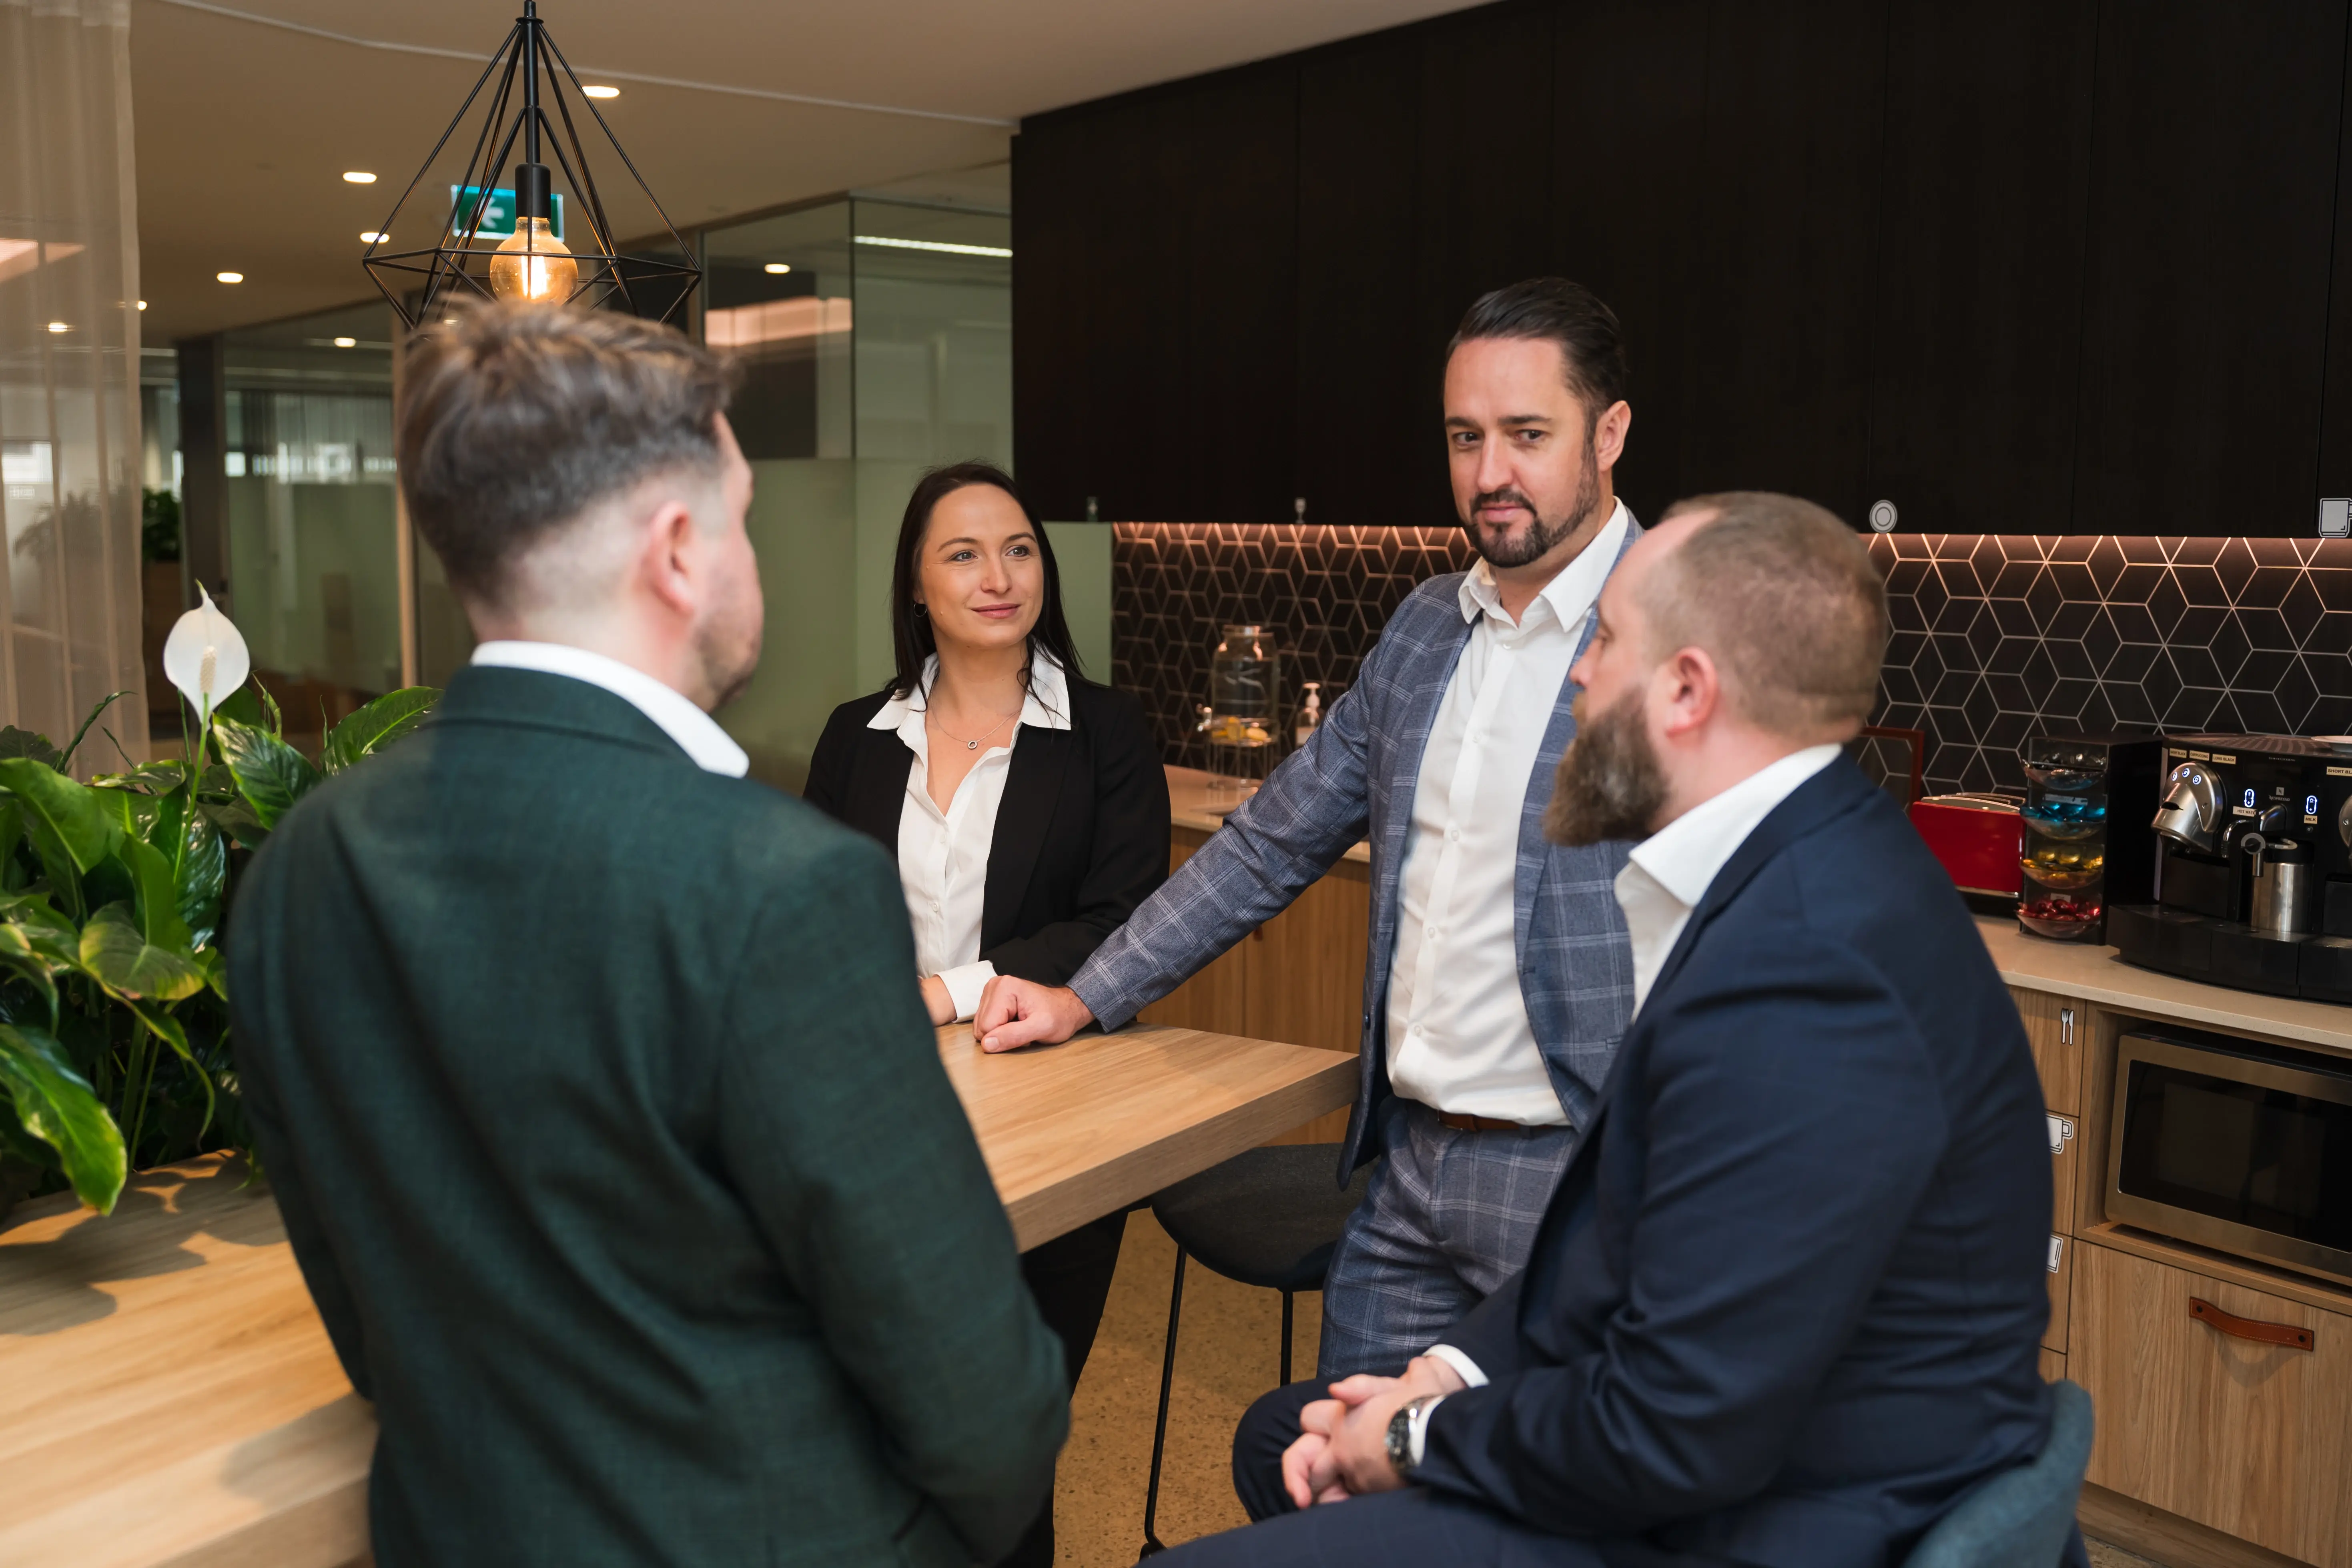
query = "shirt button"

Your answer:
(1426, 924), (1439, 939)
(1448, 826), (1462, 842)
